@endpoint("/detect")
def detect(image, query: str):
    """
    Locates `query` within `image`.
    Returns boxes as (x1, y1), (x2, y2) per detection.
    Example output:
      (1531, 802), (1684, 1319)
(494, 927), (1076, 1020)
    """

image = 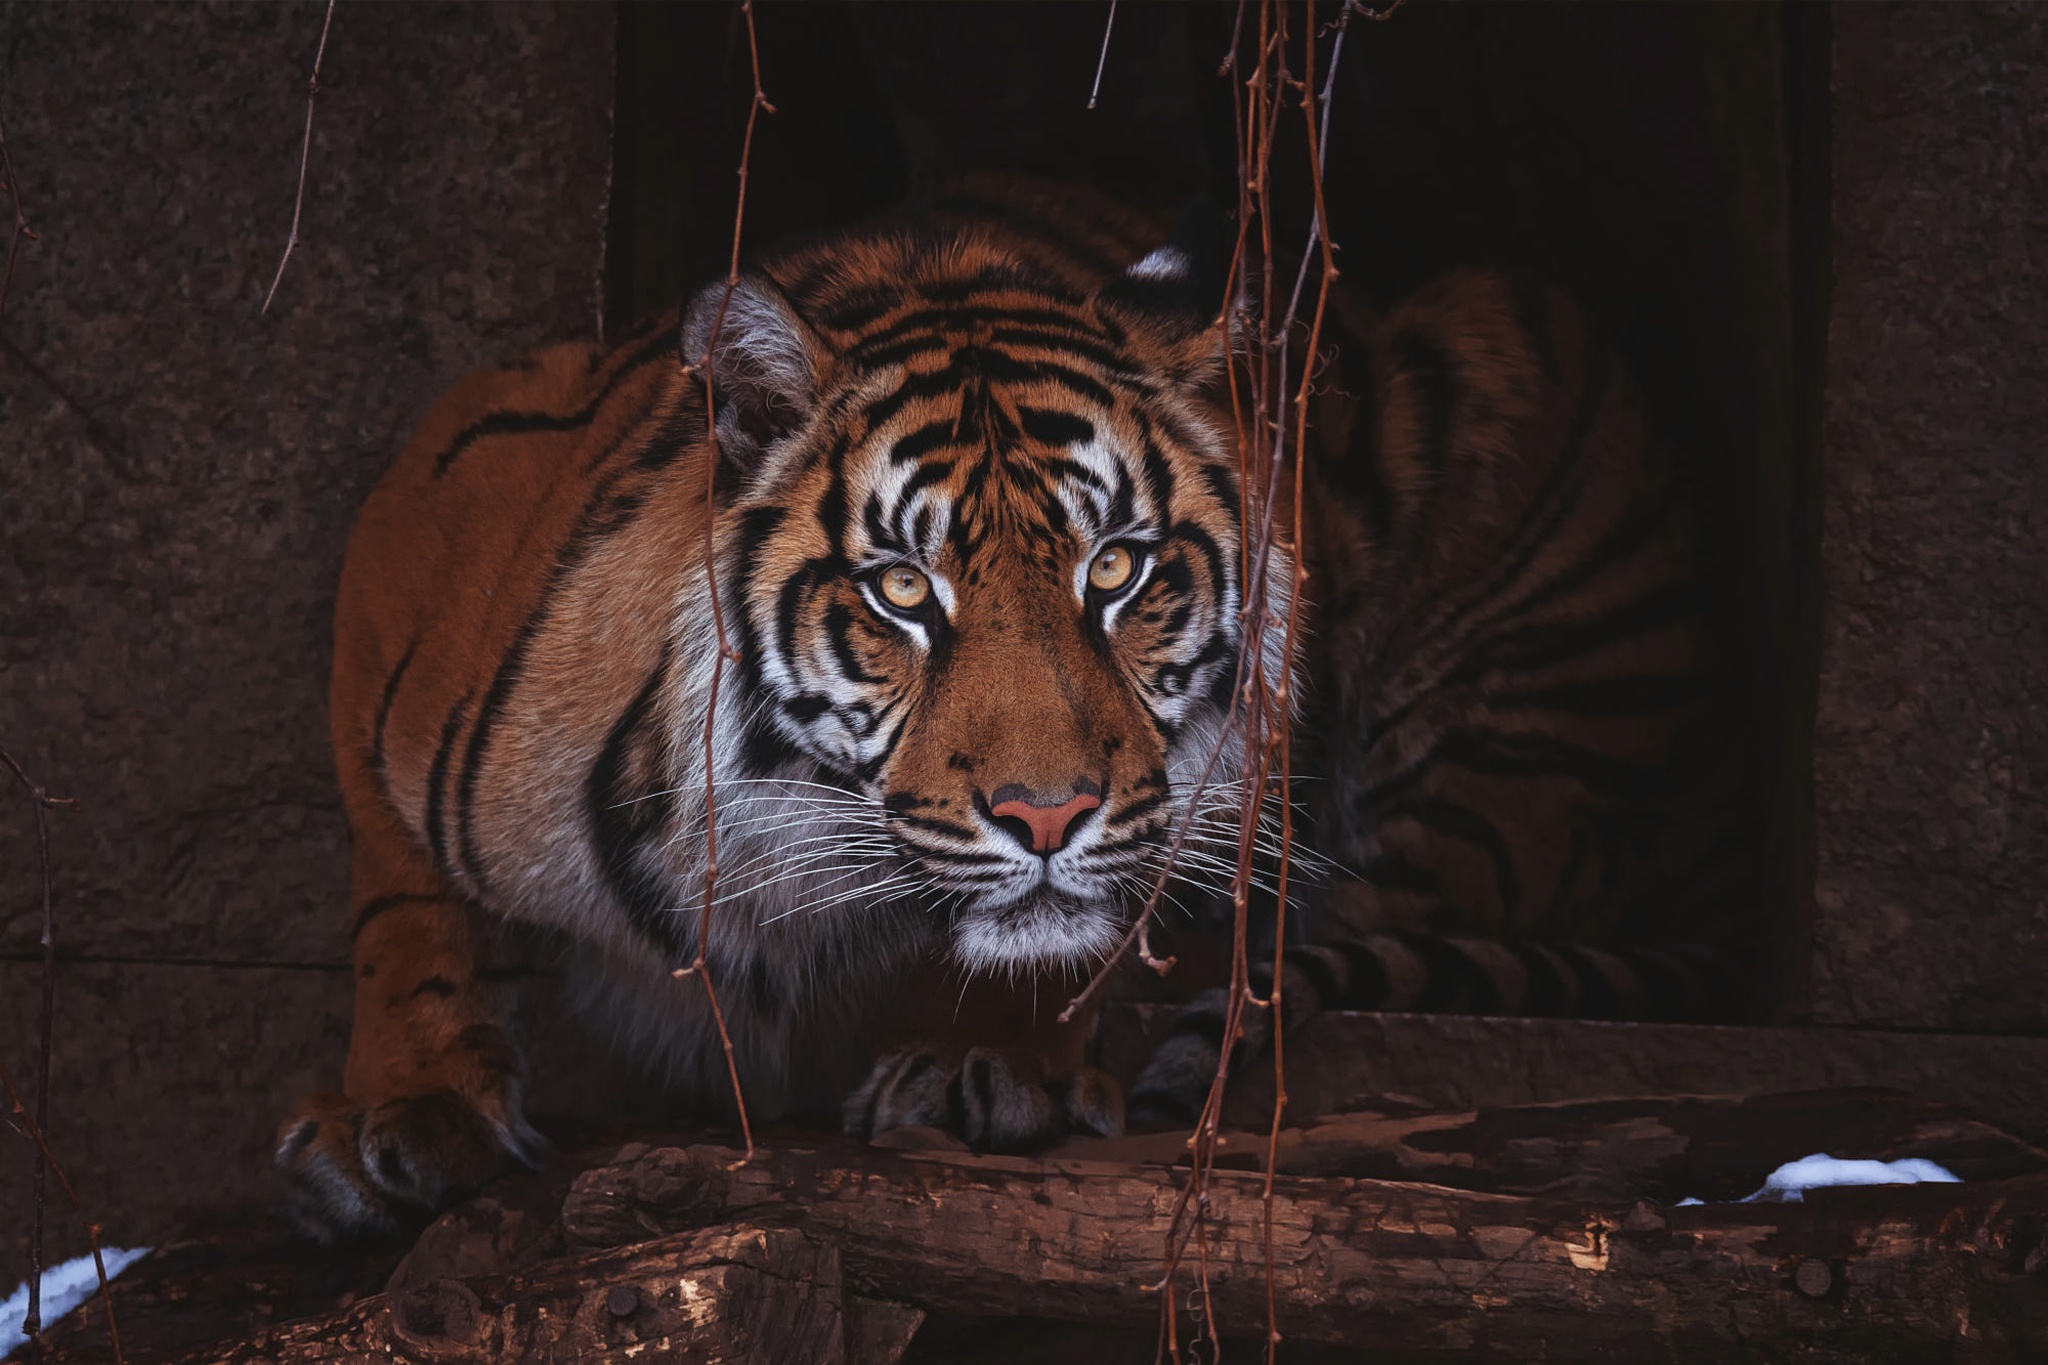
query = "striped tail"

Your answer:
(1126, 932), (1744, 1126)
